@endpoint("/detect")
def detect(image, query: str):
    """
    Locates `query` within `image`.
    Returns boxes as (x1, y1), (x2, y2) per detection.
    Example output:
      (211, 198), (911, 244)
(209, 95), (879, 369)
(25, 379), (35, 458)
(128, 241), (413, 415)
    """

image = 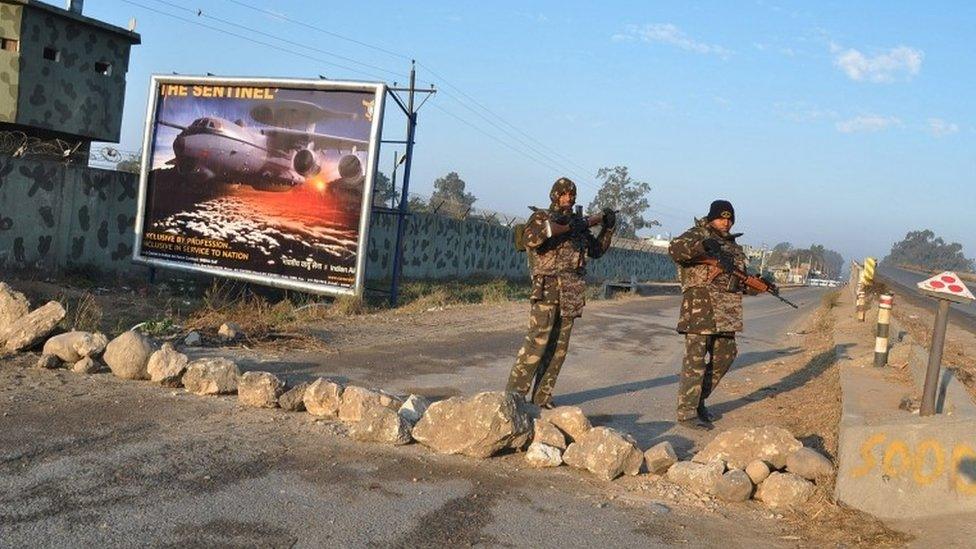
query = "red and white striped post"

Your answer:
(874, 294), (893, 367)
